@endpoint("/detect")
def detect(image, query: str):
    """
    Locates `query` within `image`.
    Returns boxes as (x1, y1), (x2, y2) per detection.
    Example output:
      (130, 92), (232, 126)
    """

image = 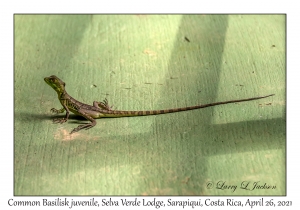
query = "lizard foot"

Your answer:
(51, 108), (59, 114)
(101, 98), (114, 110)
(53, 118), (67, 124)
(70, 123), (95, 134)
(94, 98), (114, 111)
(50, 108), (65, 114)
